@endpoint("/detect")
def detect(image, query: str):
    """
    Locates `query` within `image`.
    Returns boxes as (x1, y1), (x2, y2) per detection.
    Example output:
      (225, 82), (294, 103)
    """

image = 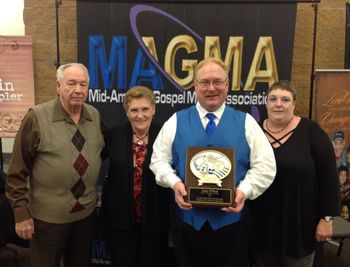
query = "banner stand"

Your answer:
(0, 138), (3, 170)
(308, 0), (319, 119)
